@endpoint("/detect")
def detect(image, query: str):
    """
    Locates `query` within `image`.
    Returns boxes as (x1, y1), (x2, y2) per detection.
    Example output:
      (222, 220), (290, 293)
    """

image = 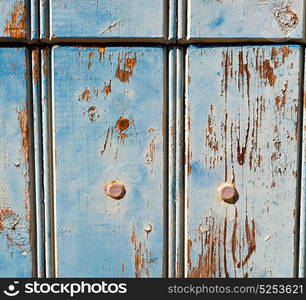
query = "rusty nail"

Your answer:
(218, 183), (238, 204)
(105, 181), (126, 200)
